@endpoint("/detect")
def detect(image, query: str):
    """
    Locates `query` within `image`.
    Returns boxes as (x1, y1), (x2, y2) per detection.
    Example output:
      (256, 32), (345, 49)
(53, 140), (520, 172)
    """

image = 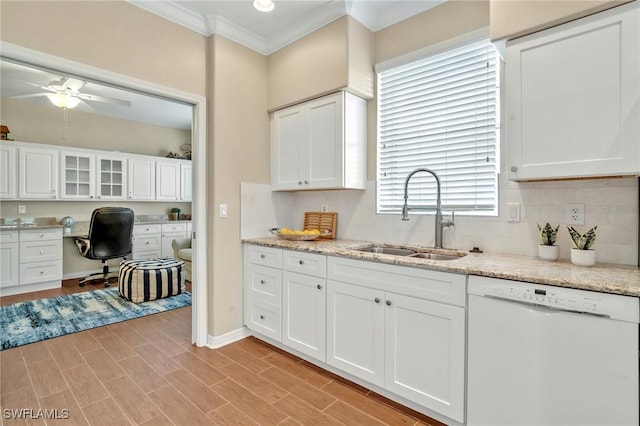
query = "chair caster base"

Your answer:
(79, 282), (85, 287)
